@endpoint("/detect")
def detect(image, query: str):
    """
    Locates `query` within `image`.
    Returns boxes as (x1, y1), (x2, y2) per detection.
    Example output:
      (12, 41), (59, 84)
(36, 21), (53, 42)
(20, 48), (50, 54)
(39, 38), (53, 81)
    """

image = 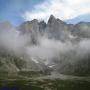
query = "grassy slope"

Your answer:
(0, 78), (90, 90)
